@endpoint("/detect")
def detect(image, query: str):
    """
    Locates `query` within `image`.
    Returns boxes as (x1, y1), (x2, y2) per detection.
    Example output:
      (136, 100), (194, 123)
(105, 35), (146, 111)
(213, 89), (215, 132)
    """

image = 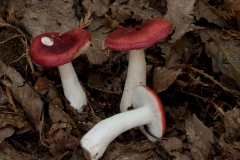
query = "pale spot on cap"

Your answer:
(41, 37), (54, 46)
